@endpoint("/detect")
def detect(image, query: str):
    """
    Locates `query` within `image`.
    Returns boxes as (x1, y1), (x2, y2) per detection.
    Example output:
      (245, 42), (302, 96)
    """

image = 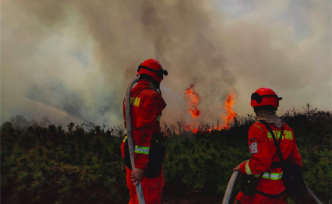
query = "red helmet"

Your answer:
(137, 59), (168, 83)
(251, 88), (282, 109)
